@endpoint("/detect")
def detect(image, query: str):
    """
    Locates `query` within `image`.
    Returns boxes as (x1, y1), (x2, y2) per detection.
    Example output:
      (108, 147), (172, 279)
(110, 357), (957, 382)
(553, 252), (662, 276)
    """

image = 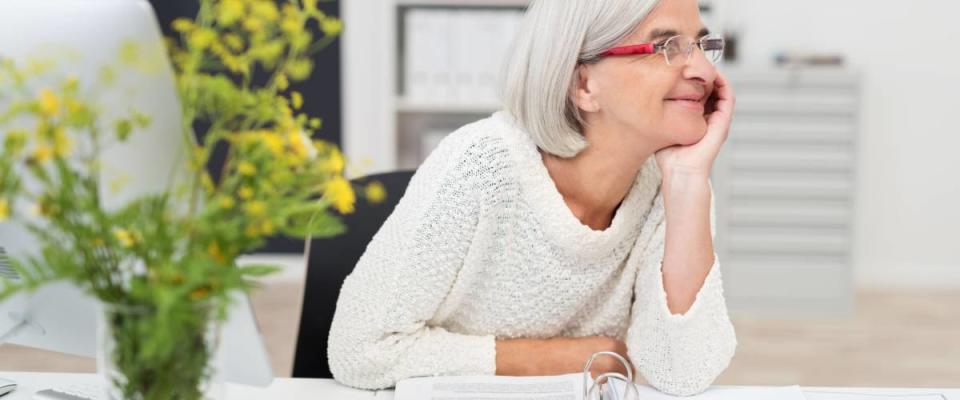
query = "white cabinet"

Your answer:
(714, 69), (861, 317)
(341, 0), (530, 175)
